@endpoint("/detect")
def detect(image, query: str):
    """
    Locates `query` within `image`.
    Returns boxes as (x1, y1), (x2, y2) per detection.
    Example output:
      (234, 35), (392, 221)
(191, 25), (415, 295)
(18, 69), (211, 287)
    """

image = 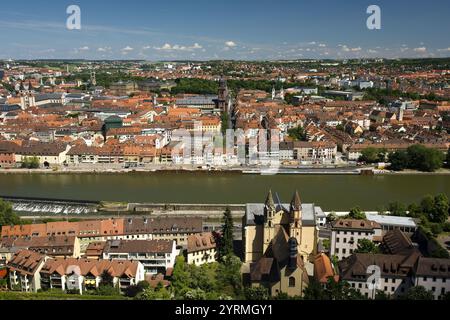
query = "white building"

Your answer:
(186, 232), (217, 266)
(102, 239), (178, 275)
(330, 219), (382, 260)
